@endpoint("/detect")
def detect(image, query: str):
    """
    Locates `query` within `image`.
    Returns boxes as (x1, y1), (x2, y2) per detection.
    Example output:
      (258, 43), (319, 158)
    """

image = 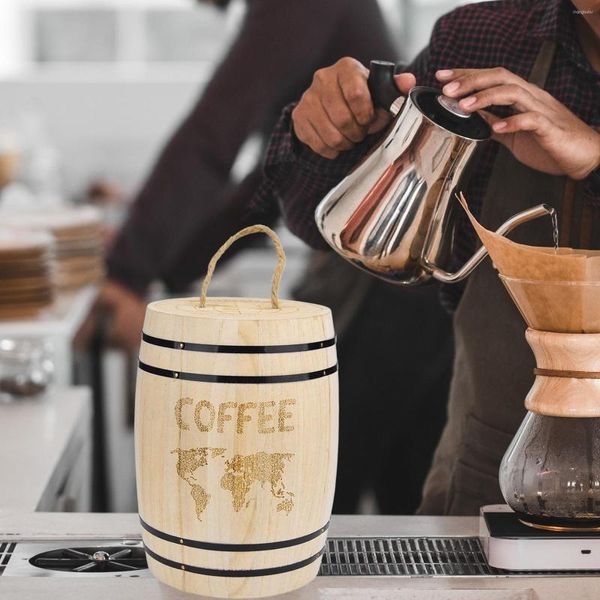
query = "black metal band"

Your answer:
(142, 332), (336, 354)
(144, 543), (324, 578)
(140, 517), (329, 552)
(138, 361), (338, 384)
